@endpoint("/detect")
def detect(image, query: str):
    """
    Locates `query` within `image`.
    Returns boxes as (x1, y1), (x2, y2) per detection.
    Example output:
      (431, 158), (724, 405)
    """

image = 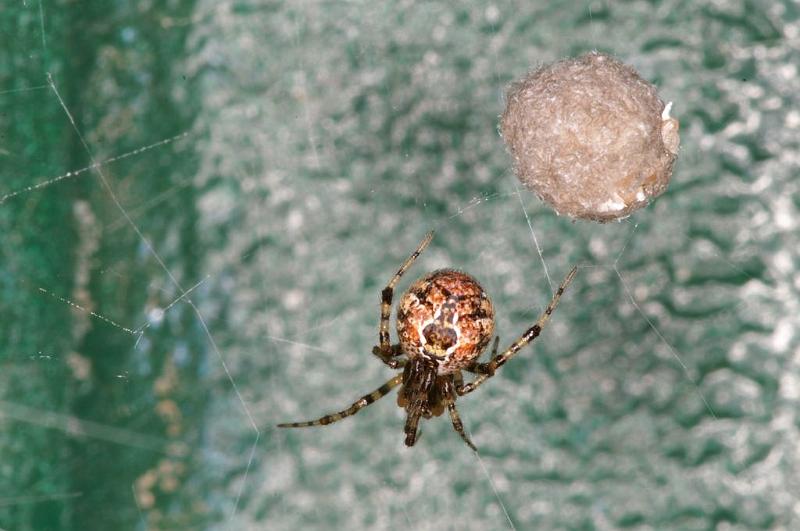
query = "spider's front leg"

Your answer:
(371, 344), (405, 368)
(373, 231), (434, 367)
(459, 266), (577, 396)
